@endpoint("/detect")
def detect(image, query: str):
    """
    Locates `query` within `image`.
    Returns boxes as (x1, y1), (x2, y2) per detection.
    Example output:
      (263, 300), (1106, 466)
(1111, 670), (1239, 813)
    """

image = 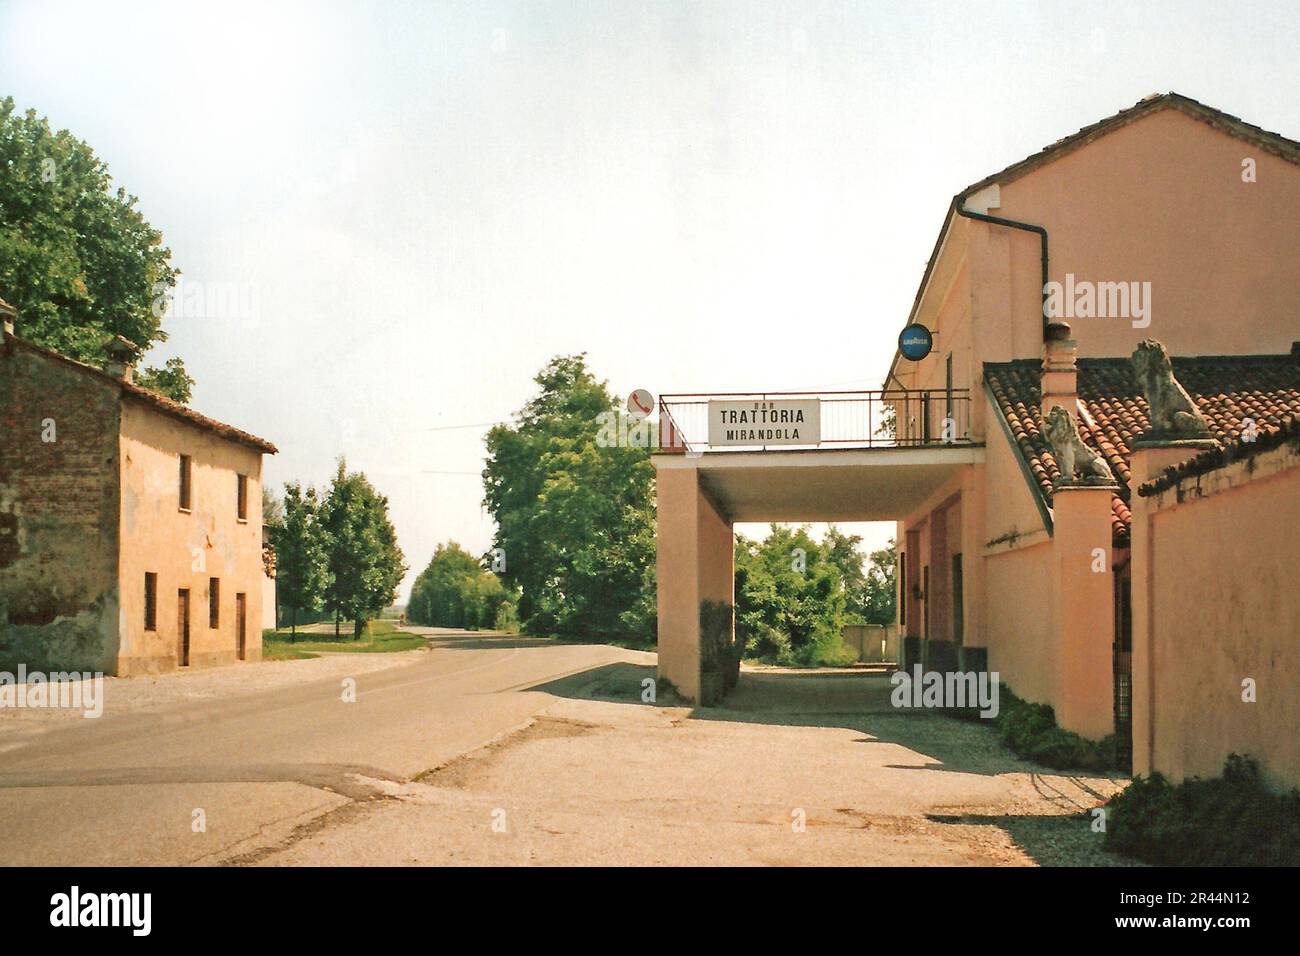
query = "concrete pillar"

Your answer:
(1128, 438), (1219, 775)
(1050, 482), (1118, 739)
(655, 465), (733, 704)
